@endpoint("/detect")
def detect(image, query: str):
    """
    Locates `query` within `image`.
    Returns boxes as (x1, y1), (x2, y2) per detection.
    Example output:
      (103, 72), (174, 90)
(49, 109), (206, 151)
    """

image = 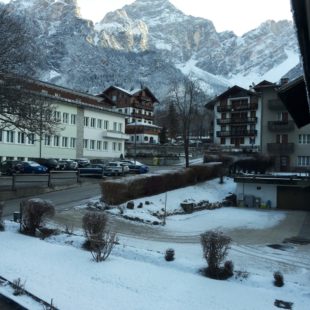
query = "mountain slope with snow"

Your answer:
(4, 0), (301, 99)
